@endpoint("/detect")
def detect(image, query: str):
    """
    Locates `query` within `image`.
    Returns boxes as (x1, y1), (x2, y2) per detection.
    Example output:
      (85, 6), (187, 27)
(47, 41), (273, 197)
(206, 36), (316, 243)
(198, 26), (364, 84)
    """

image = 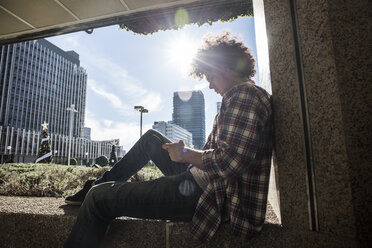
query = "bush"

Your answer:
(0, 163), (109, 197)
(70, 158), (78, 165)
(64, 158), (78, 165)
(95, 156), (108, 167)
(0, 163), (164, 197)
